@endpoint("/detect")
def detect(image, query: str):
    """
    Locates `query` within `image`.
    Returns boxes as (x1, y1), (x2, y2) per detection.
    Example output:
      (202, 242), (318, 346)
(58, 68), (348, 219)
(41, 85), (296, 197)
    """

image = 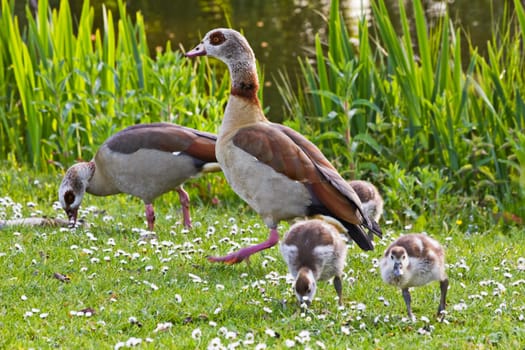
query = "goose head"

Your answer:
(388, 246), (409, 278)
(58, 162), (95, 226)
(185, 28), (259, 96)
(185, 28), (255, 64)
